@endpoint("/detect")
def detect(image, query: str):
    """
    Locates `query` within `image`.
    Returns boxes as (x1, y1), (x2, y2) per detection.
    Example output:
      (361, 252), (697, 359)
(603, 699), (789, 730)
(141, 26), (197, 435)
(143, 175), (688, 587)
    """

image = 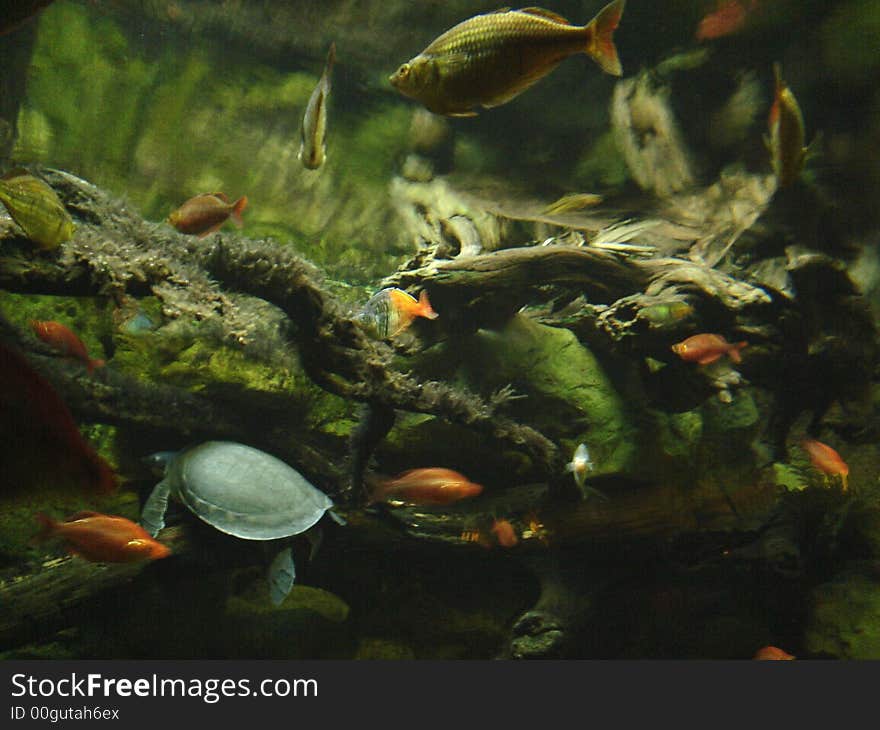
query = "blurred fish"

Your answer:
(753, 645), (795, 660)
(671, 334), (747, 365)
(0, 0), (55, 36)
(389, 0), (625, 117)
(0, 168), (75, 249)
(565, 443), (607, 500)
(639, 301), (694, 328)
(695, 0), (757, 41)
(542, 192), (604, 216)
(31, 320), (105, 374)
(490, 517), (519, 548)
(355, 287), (438, 339)
(34, 511), (170, 563)
(801, 439), (849, 490)
(299, 42), (336, 170)
(168, 192), (248, 238)
(119, 310), (156, 336)
(765, 63), (807, 188)
(0, 341), (117, 494)
(369, 468), (483, 506)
